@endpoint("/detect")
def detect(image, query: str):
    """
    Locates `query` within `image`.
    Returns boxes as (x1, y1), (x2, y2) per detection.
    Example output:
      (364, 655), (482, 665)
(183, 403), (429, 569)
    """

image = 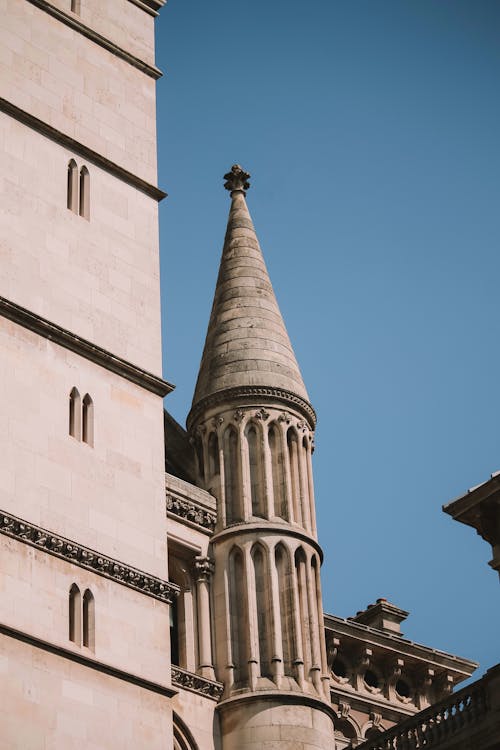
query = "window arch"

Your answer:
(228, 547), (248, 686)
(252, 544), (271, 678)
(294, 547), (311, 676)
(246, 422), (265, 518)
(82, 393), (94, 446)
(223, 426), (242, 523)
(287, 428), (302, 524)
(173, 711), (199, 750)
(69, 584), (81, 645)
(67, 159), (78, 213)
(69, 387), (81, 440)
(79, 166), (90, 219)
(207, 432), (219, 480)
(275, 544), (295, 676)
(82, 589), (95, 649)
(269, 423), (287, 520)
